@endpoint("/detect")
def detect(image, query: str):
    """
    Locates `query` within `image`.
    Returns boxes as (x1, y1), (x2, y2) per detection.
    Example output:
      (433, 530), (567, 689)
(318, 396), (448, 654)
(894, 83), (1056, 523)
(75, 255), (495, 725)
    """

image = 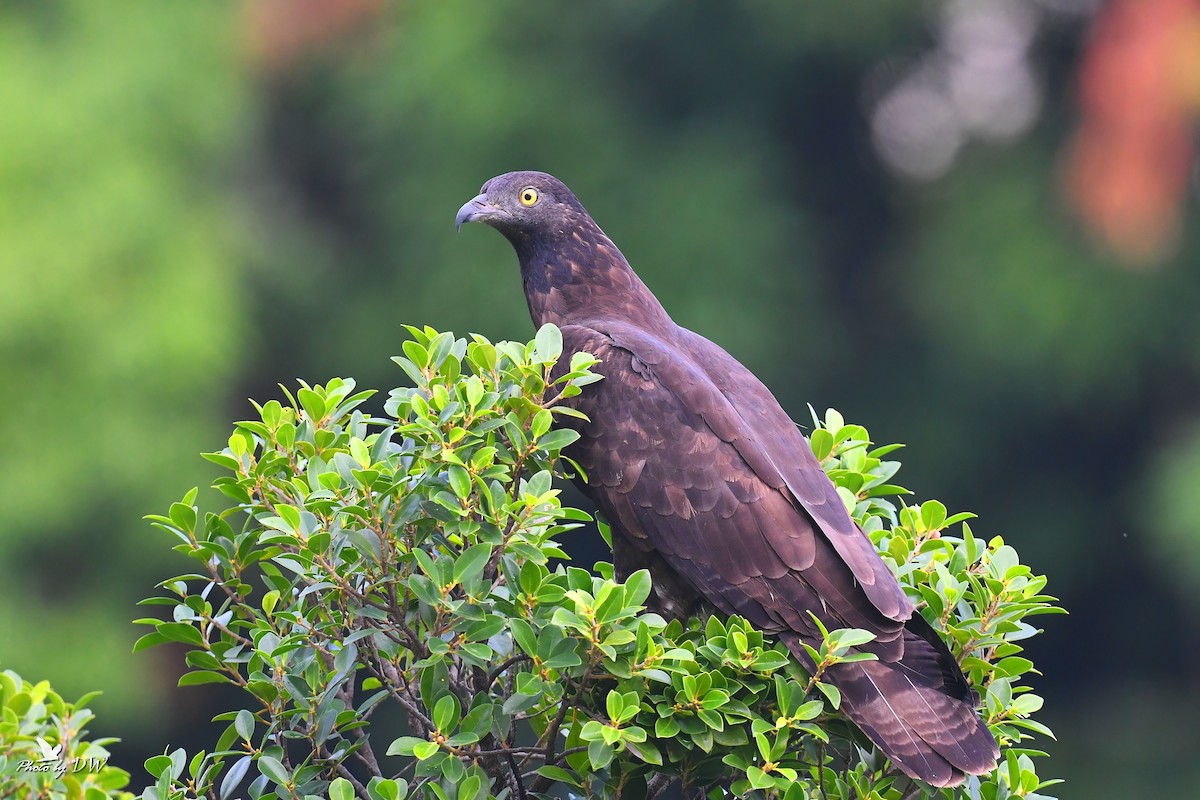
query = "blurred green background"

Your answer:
(3, 1), (1199, 796)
